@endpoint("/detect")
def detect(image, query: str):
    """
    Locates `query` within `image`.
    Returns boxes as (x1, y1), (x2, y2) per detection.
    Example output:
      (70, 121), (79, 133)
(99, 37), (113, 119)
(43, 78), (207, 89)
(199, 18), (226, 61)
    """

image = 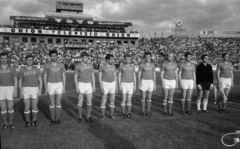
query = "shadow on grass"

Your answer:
(14, 99), (25, 122)
(91, 94), (123, 117)
(65, 95), (102, 119)
(86, 121), (138, 149)
(62, 96), (79, 120)
(38, 97), (51, 121)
